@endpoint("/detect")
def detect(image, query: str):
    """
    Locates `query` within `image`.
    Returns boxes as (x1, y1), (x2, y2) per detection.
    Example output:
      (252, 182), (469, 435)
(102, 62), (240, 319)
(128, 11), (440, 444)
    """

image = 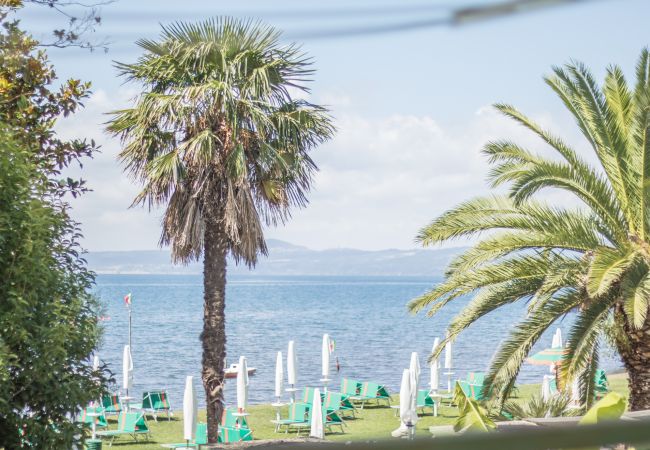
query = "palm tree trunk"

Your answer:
(202, 210), (228, 443)
(617, 306), (650, 411)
